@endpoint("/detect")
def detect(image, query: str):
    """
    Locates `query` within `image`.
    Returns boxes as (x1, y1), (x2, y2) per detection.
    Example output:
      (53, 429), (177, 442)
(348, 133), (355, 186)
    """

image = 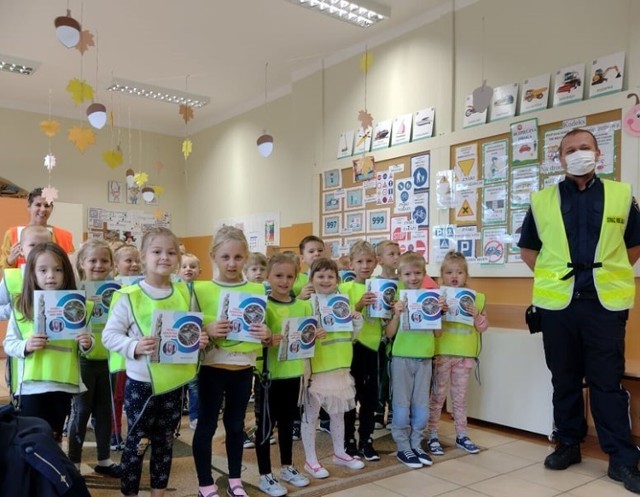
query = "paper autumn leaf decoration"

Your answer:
(66, 78), (95, 105)
(40, 119), (61, 137)
(154, 209), (165, 220)
(179, 104), (194, 123)
(182, 138), (193, 159)
(41, 185), (59, 204)
(44, 154), (56, 171)
(151, 161), (164, 172)
(68, 126), (96, 152)
(151, 185), (165, 196)
(75, 30), (95, 55)
(359, 52), (373, 73)
(102, 149), (123, 169)
(134, 172), (149, 187)
(358, 110), (374, 131)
